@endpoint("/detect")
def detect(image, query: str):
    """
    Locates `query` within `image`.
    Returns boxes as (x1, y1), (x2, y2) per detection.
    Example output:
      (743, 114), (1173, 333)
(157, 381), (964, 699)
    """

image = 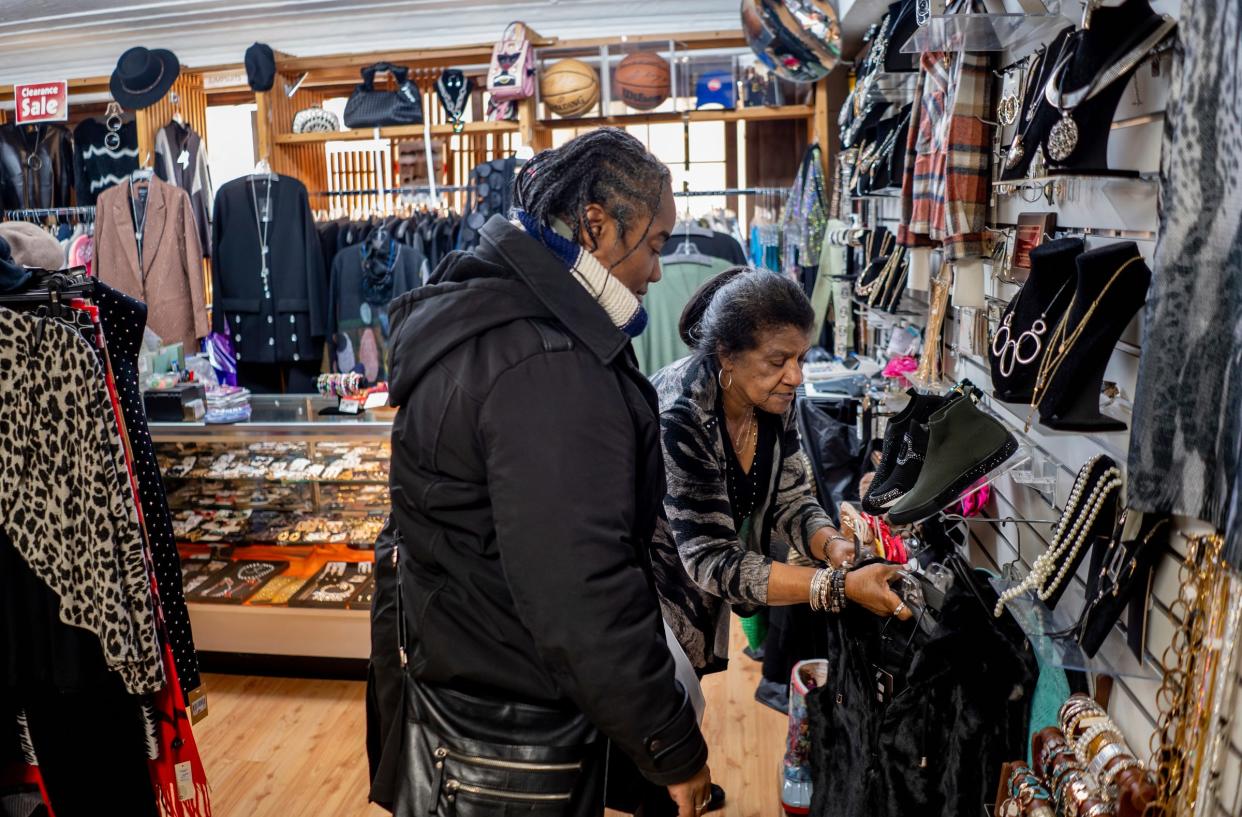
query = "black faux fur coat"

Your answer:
(807, 562), (1036, 817)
